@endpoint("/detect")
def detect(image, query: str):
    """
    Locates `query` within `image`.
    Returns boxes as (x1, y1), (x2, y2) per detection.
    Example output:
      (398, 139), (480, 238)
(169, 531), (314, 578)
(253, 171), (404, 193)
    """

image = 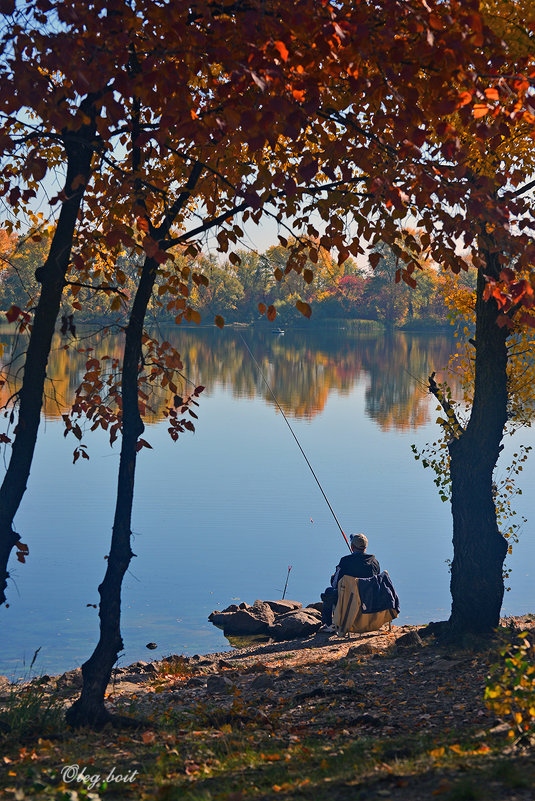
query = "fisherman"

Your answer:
(320, 533), (380, 632)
